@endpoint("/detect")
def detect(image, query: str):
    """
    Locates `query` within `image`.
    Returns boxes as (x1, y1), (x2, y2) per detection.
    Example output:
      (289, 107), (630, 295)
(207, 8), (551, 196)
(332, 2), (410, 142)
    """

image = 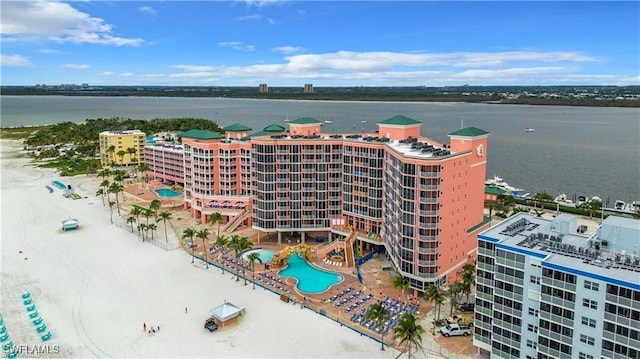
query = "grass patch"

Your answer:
(0, 126), (47, 139)
(38, 157), (101, 177)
